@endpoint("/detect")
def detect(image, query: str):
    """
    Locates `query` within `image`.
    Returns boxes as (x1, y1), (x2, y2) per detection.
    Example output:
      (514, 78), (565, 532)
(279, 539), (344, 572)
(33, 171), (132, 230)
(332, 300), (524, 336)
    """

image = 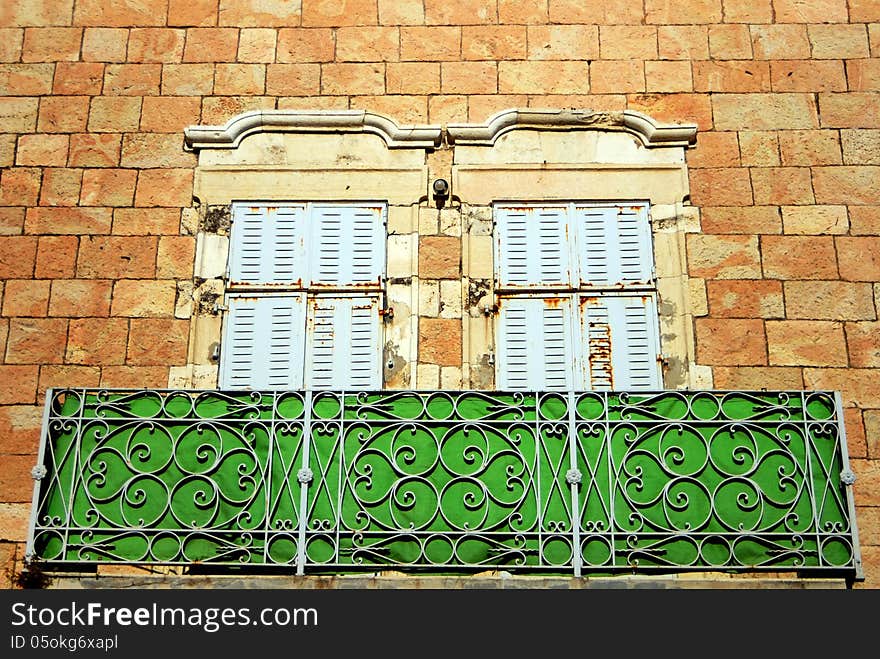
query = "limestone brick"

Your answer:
(836, 237), (880, 282)
(111, 279), (177, 317)
(169, 0), (217, 26)
(695, 318), (767, 366)
(784, 281), (876, 320)
(35, 236), (78, 277)
(781, 206), (849, 235)
(48, 279), (112, 317)
(237, 29), (277, 63)
(5, 318), (67, 364)
(26, 207), (112, 235)
(419, 318), (461, 367)
(686, 234), (761, 279)
(766, 320), (847, 367)
(846, 322), (880, 368)
(218, 0), (301, 26)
